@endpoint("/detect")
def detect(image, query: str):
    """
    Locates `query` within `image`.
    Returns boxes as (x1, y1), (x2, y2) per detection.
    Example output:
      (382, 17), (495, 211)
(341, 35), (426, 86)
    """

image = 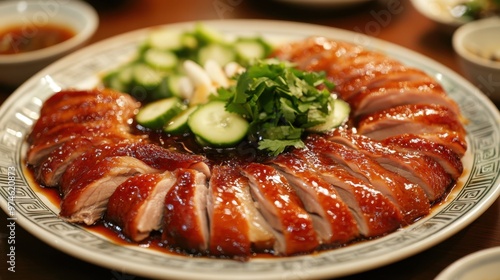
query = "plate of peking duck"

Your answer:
(1, 20), (499, 280)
